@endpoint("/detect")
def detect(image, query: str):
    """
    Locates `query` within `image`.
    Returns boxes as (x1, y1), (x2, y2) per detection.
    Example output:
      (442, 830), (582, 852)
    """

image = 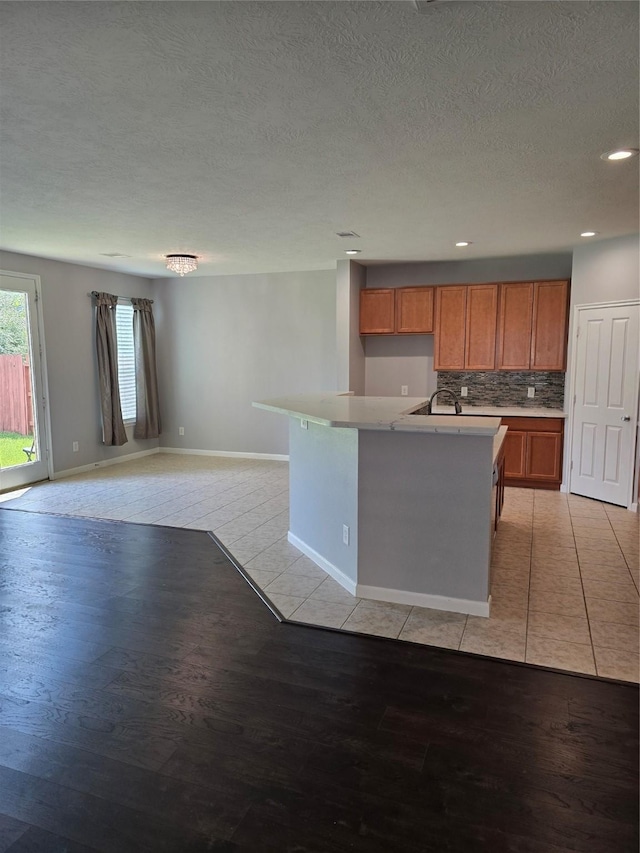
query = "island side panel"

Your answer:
(357, 431), (493, 610)
(288, 419), (359, 589)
